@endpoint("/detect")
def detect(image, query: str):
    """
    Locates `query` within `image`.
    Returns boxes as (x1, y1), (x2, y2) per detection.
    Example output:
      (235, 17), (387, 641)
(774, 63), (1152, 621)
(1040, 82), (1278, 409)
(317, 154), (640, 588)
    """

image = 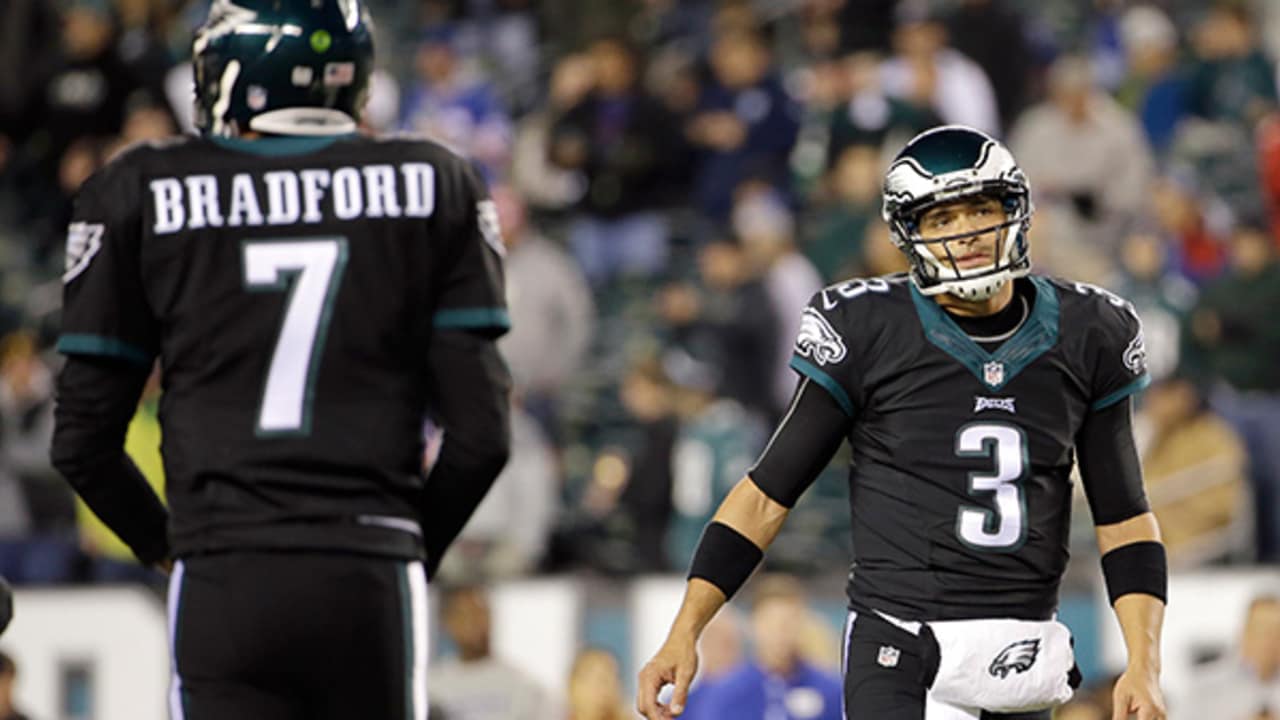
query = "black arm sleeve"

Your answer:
(50, 355), (169, 565)
(747, 376), (853, 508)
(1076, 396), (1151, 525)
(420, 330), (513, 577)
